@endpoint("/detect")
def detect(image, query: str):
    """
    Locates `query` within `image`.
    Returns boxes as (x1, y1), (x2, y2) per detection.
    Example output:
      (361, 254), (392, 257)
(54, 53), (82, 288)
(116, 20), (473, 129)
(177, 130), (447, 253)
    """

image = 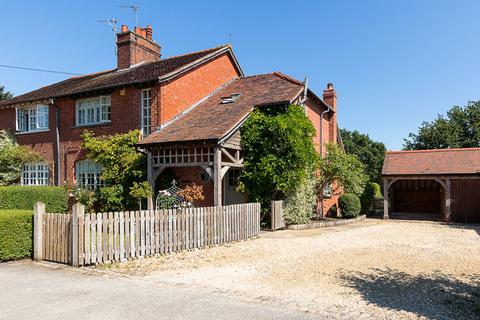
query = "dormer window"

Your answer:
(220, 93), (241, 104)
(16, 105), (49, 133)
(76, 96), (111, 126)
